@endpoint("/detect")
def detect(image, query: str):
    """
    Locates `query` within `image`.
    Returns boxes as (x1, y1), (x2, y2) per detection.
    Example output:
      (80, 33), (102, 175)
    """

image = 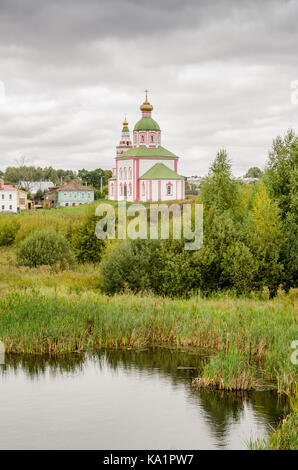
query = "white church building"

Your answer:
(108, 93), (185, 202)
